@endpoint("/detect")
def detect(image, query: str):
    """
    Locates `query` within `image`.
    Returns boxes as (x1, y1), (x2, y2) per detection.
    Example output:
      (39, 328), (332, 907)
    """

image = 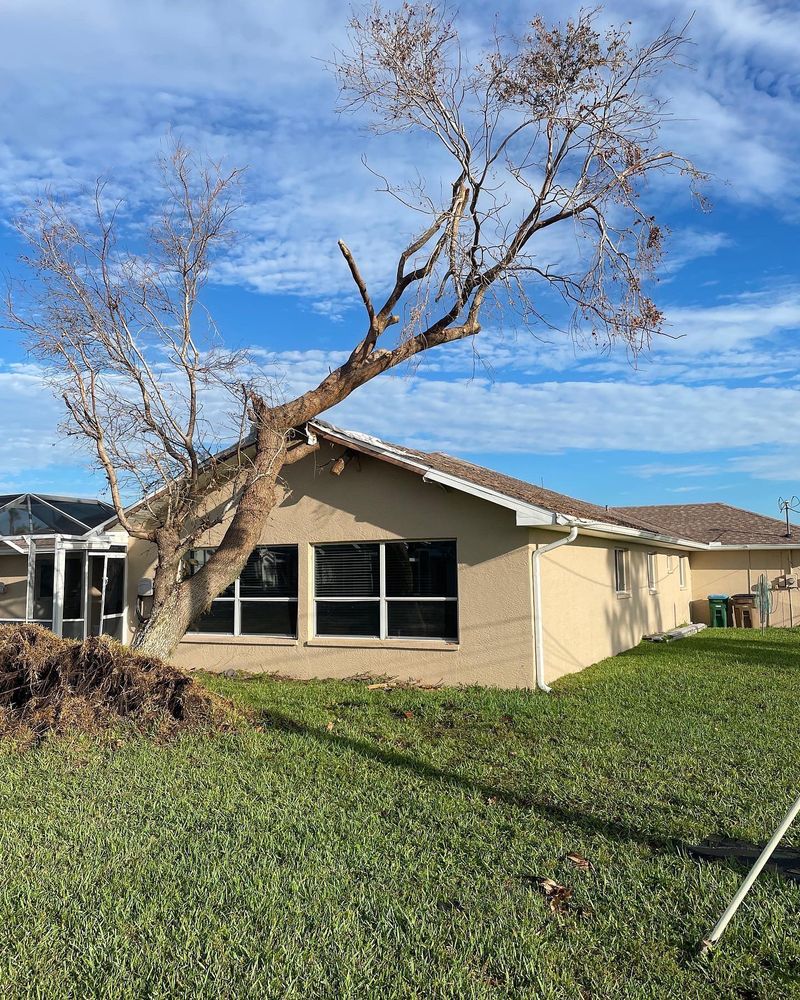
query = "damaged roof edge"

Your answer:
(309, 421), (710, 550)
